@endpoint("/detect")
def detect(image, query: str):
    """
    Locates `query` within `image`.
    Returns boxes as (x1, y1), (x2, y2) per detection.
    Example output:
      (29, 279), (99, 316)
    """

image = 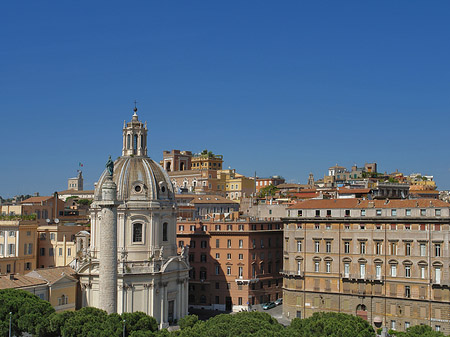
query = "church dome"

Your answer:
(94, 108), (174, 202)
